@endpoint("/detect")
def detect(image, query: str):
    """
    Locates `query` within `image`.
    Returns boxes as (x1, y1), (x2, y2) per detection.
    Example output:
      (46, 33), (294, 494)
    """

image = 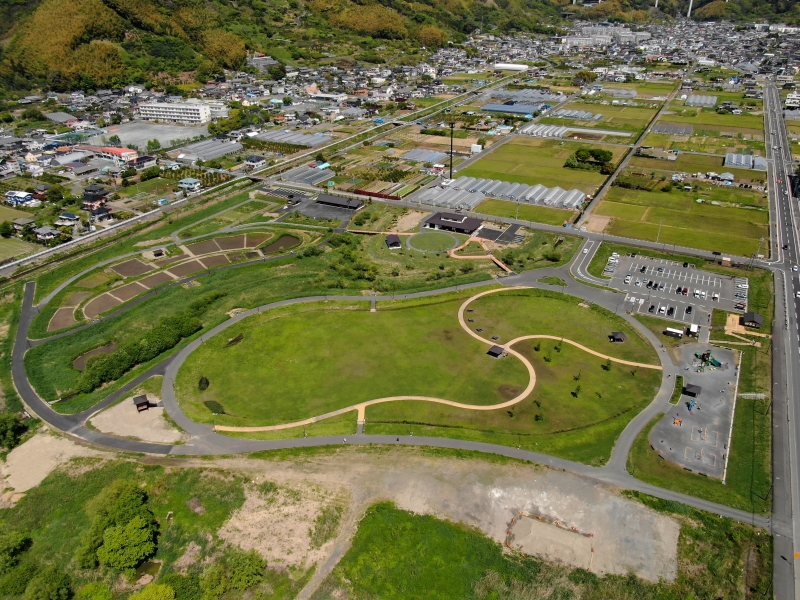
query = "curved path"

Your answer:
(11, 255), (769, 528)
(213, 287), (660, 432)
